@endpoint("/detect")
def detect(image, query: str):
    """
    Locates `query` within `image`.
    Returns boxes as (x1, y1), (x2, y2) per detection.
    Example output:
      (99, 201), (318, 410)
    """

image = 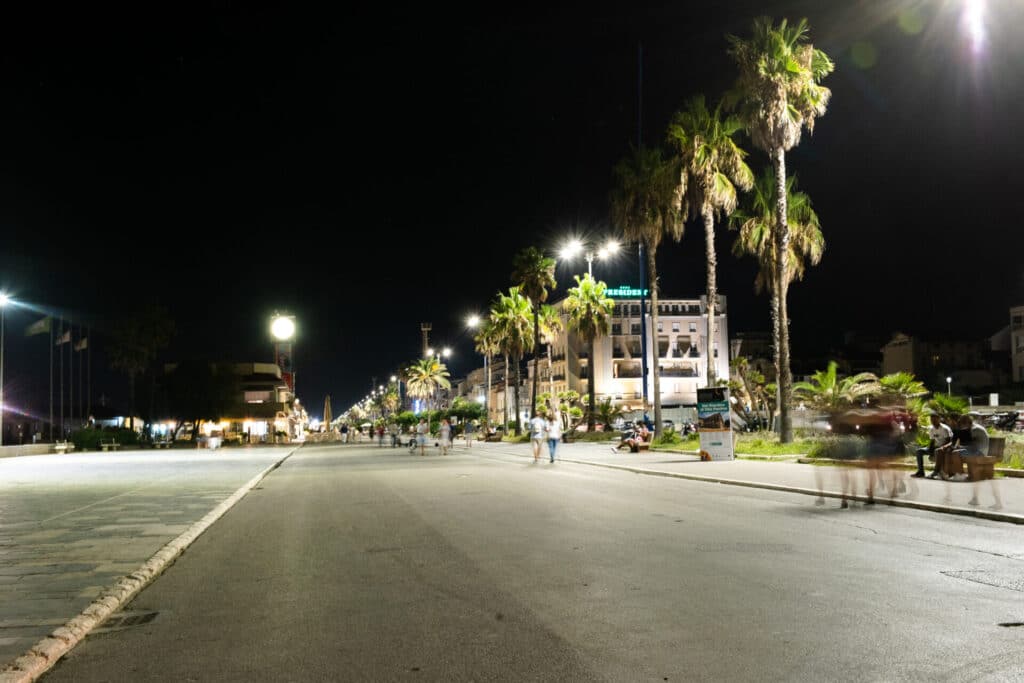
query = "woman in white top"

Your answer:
(545, 412), (562, 463)
(439, 418), (452, 455)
